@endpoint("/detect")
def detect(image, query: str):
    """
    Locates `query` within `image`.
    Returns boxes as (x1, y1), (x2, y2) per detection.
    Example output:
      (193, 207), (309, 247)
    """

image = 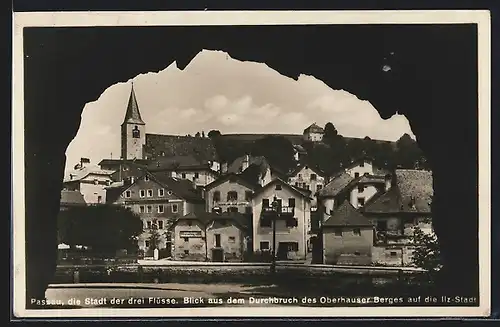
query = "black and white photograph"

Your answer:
(12, 10), (491, 318)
